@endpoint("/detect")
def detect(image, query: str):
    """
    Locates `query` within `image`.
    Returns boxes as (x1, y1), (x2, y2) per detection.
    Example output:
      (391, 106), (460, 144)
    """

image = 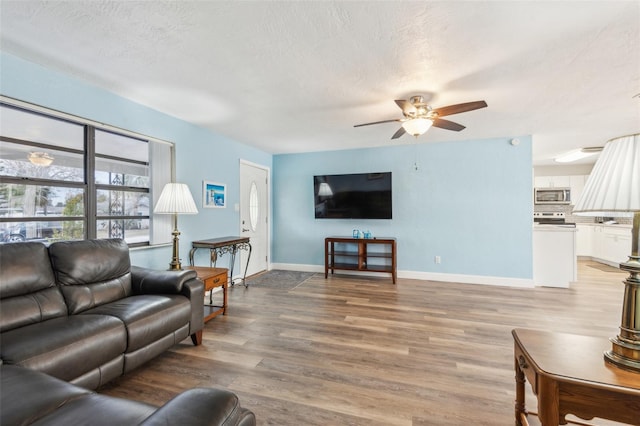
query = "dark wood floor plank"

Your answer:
(100, 260), (631, 425)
